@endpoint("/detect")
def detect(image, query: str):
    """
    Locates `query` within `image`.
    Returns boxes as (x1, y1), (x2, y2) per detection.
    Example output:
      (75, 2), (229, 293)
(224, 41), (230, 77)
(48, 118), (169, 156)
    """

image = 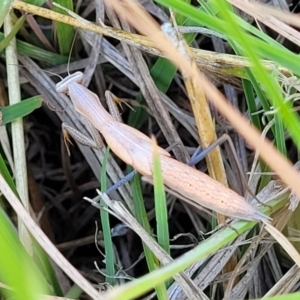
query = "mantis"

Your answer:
(56, 71), (271, 223)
